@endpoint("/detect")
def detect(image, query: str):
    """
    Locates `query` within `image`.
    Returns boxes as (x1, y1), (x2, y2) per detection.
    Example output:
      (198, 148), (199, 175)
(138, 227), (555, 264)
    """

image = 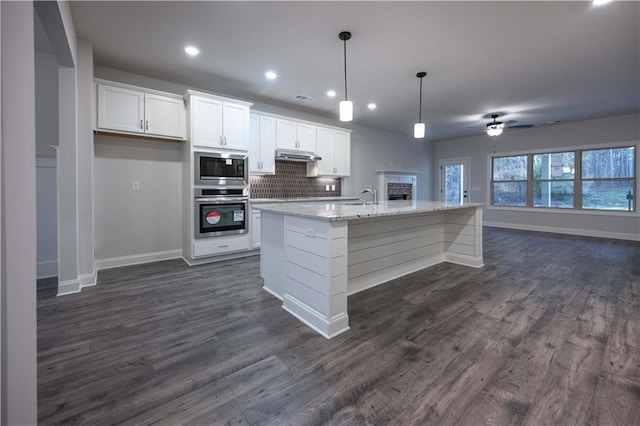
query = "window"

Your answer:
(582, 147), (635, 211)
(533, 151), (575, 208)
(491, 155), (528, 206)
(490, 145), (636, 212)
